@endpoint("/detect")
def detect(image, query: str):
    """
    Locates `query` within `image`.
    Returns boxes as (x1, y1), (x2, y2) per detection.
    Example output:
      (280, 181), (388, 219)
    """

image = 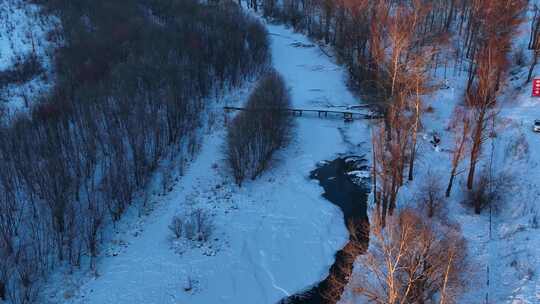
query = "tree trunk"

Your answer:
(467, 147), (478, 190)
(408, 97), (420, 181)
(0, 280), (5, 301)
(527, 51), (538, 83)
(372, 133), (378, 208)
(446, 171), (456, 197)
(467, 113), (484, 190)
